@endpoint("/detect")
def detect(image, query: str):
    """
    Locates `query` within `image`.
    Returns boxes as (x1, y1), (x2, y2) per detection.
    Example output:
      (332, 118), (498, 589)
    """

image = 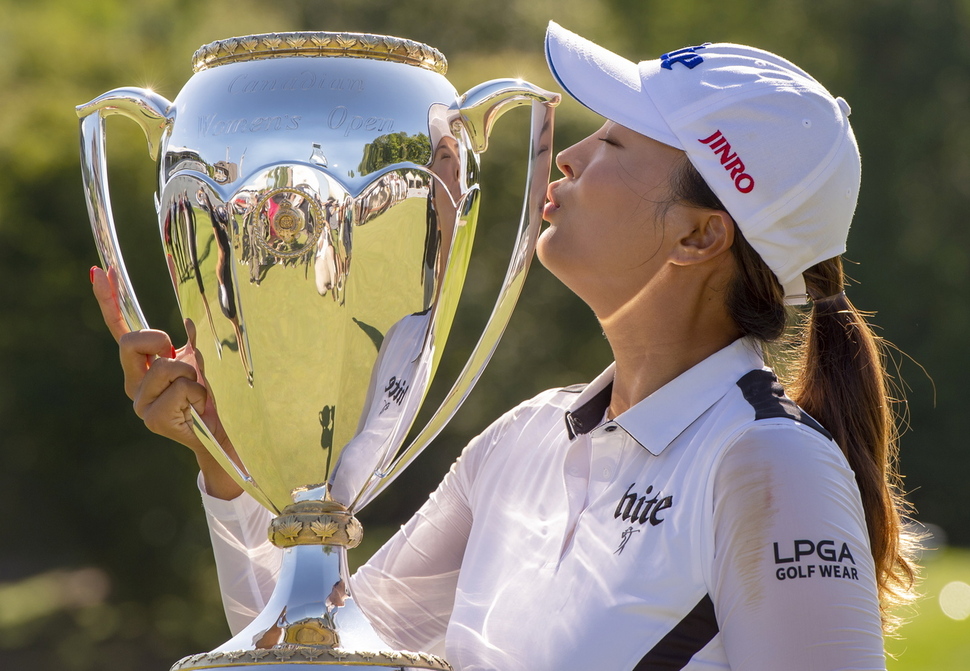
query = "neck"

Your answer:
(597, 274), (741, 419)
